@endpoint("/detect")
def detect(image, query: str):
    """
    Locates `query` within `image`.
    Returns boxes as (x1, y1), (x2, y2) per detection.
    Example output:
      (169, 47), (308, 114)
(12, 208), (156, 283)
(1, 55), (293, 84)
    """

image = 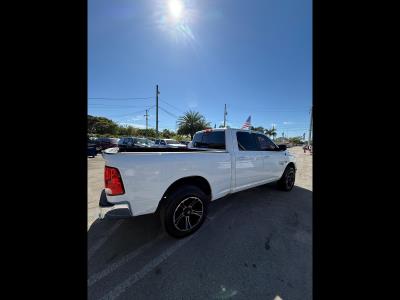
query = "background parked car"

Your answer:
(95, 137), (119, 151)
(154, 139), (187, 148)
(180, 141), (190, 146)
(118, 137), (154, 151)
(137, 137), (155, 147)
(87, 139), (97, 157)
(144, 138), (155, 147)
